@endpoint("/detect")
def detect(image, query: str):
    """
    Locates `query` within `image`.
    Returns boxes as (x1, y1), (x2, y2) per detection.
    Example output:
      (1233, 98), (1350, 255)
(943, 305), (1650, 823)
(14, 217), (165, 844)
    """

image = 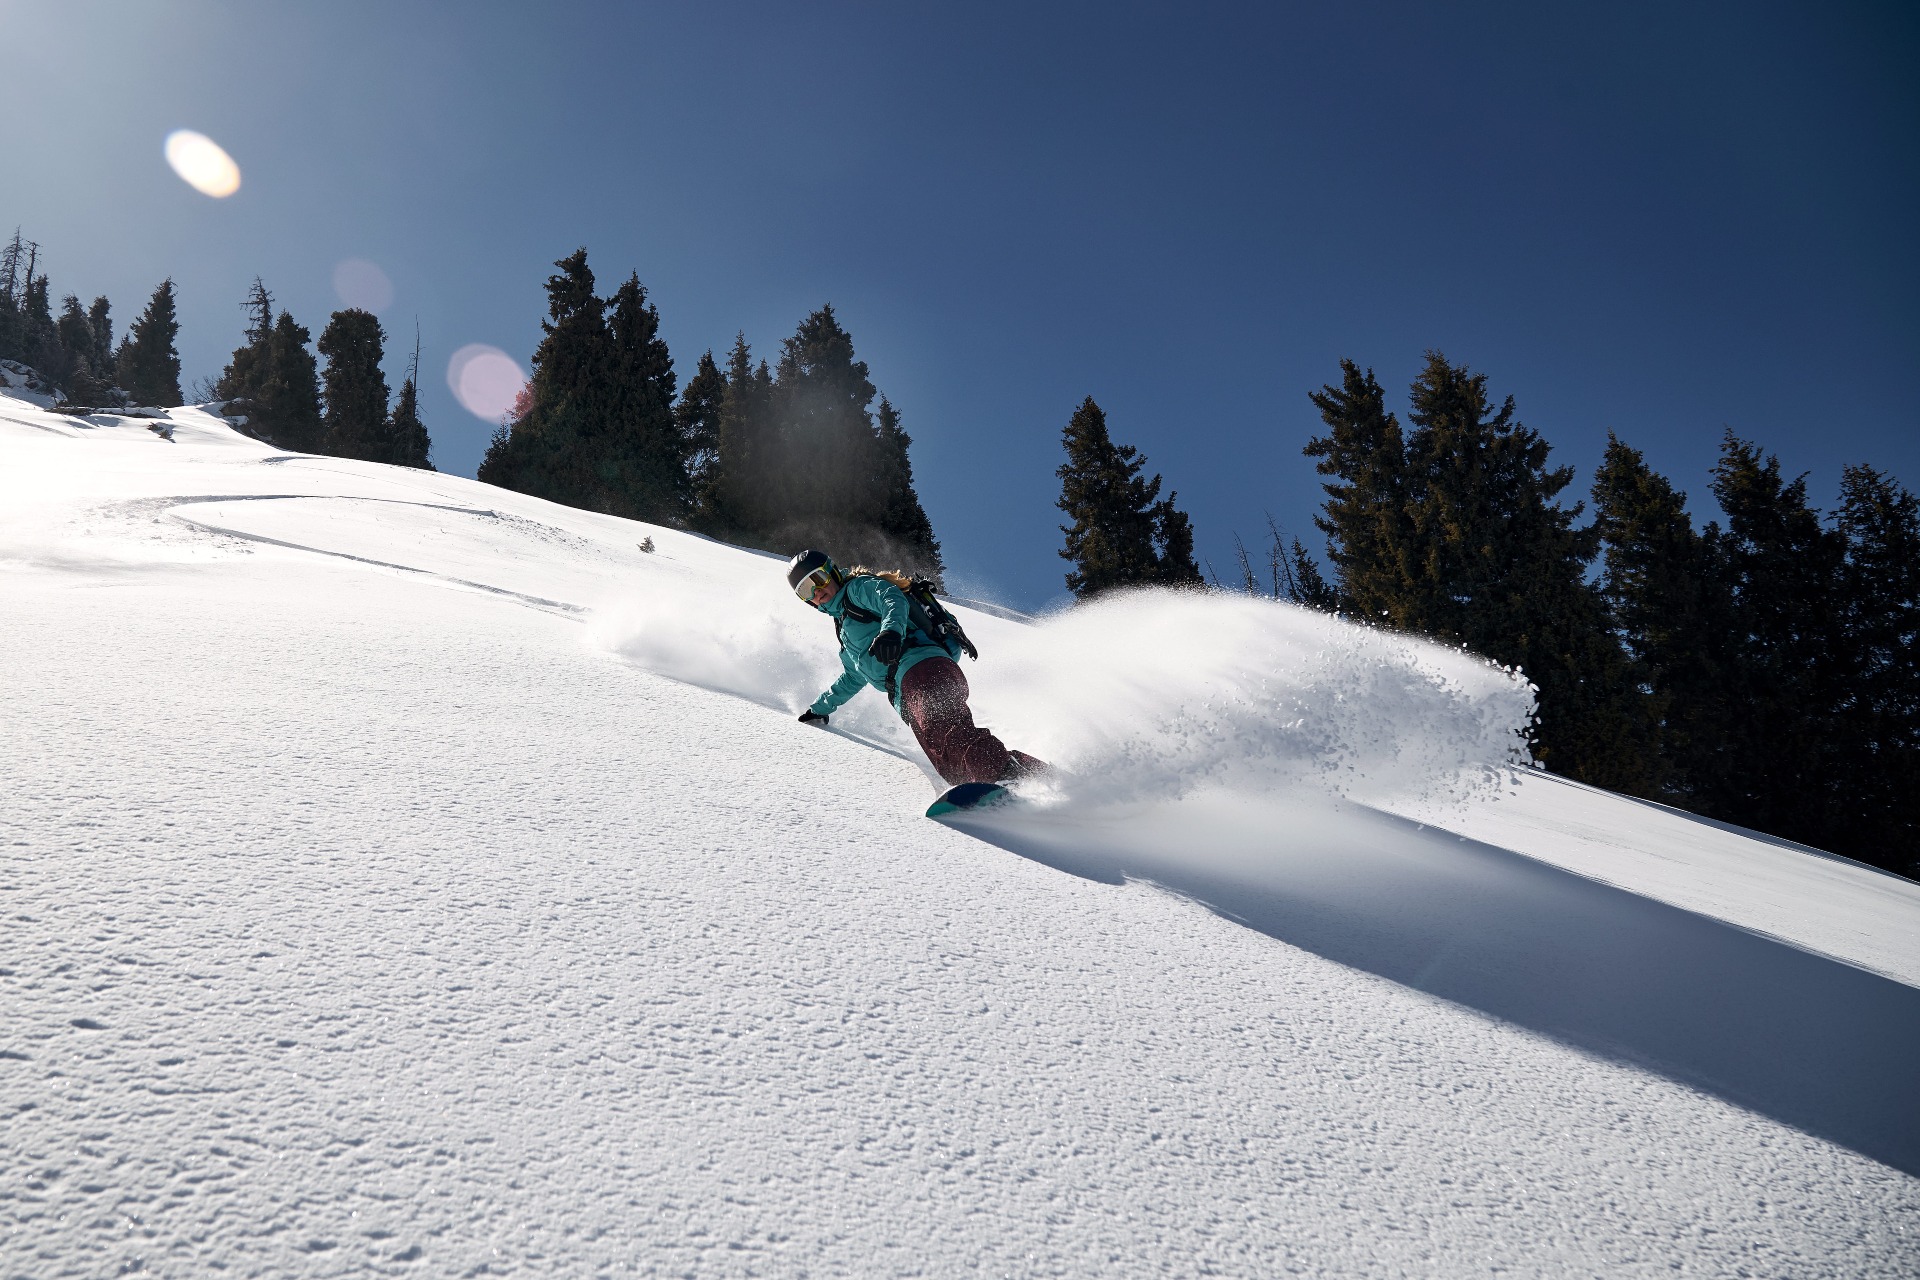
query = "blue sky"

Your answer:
(5, 1), (1915, 609)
